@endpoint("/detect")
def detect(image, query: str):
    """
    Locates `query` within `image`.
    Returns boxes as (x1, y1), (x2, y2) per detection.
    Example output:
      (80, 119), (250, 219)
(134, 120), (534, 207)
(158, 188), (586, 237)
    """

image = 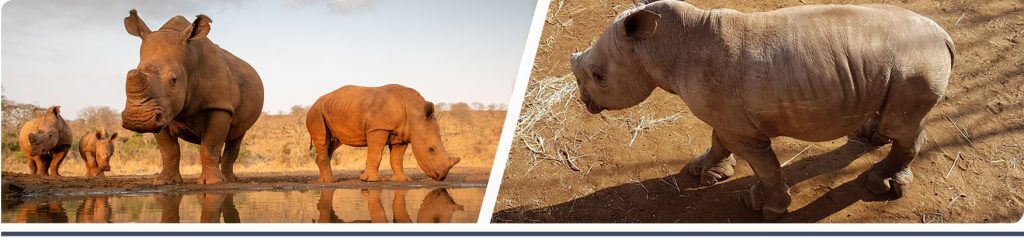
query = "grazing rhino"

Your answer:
(306, 84), (461, 183)
(78, 129), (118, 177)
(570, 0), (954, 220)
(120, 10), (264, 185)
(18, 106), (73, 176)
